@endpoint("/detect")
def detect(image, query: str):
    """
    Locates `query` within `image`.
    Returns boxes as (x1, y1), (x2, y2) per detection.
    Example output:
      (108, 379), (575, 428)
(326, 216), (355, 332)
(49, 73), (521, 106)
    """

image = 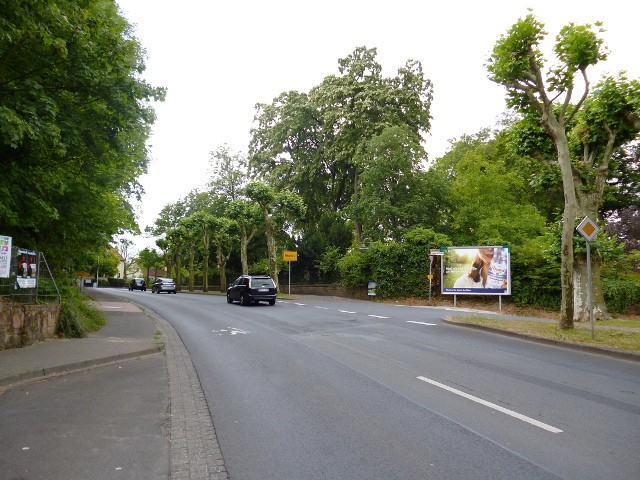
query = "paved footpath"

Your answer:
(0, 289), (228, 480)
